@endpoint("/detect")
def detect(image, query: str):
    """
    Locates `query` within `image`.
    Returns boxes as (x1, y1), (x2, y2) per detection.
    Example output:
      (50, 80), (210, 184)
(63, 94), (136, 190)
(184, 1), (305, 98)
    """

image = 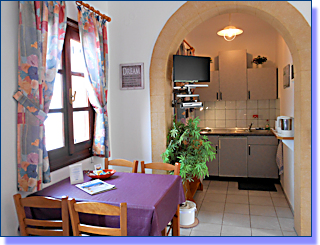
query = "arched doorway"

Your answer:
(149, 1), (311, 236)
